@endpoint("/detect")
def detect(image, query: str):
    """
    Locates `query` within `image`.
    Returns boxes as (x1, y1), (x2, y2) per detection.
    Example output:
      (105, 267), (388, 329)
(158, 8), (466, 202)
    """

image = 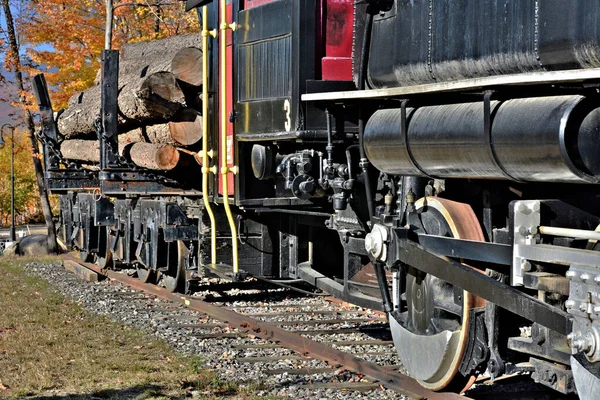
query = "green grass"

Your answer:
(0, 256), (263, 399)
